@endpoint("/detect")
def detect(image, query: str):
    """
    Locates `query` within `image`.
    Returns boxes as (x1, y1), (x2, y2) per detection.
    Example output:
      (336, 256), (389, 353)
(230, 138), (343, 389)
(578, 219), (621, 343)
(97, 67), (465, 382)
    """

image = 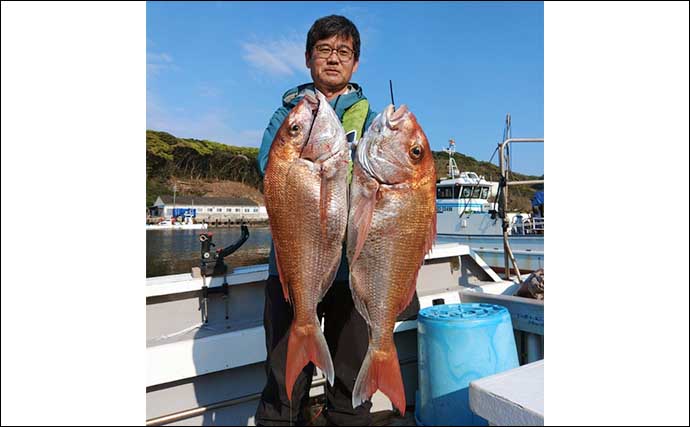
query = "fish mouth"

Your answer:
(356, 104), (412, 185)
(303, 92), (320, 138)
(303, 92), (320, 118)
(385, 104), (409, 130)
(300, 90), (344, 163)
